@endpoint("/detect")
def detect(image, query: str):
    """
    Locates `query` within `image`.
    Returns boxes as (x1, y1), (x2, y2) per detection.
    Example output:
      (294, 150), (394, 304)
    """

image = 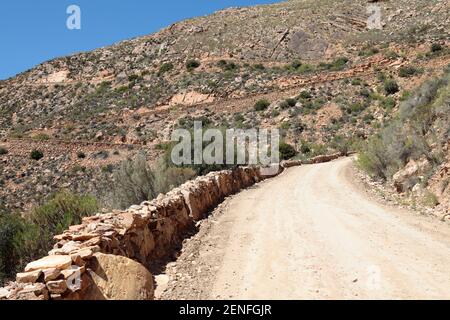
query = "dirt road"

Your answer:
(159, 157), (450, 300)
